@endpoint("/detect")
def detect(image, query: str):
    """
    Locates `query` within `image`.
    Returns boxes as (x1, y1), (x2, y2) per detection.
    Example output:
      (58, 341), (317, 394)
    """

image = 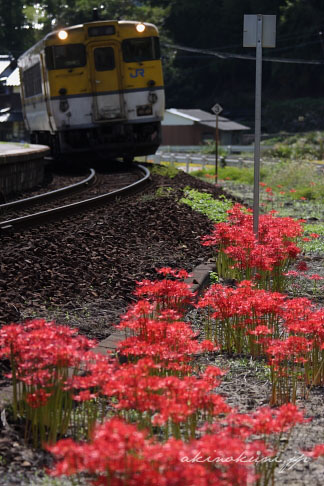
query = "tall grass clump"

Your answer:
(265, 160), (324, 200)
